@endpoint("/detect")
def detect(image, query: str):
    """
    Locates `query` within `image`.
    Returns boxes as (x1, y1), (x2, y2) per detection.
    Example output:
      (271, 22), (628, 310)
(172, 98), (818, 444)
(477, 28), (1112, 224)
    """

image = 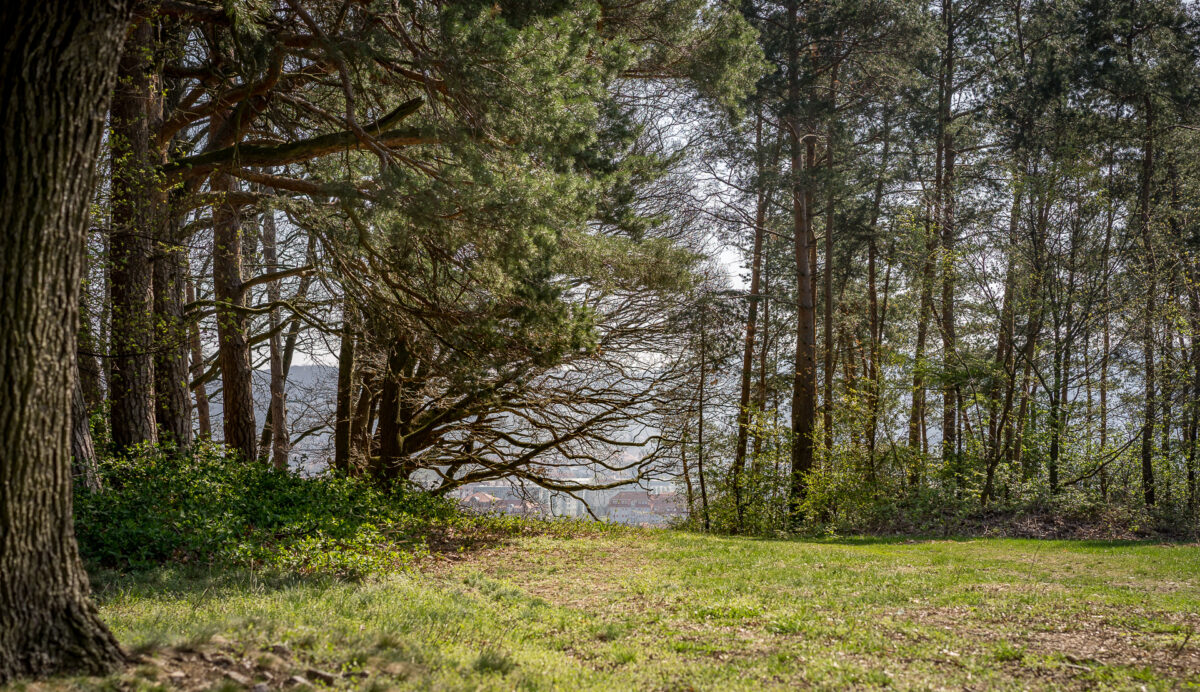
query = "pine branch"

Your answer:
(164, 97), (427, 178)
